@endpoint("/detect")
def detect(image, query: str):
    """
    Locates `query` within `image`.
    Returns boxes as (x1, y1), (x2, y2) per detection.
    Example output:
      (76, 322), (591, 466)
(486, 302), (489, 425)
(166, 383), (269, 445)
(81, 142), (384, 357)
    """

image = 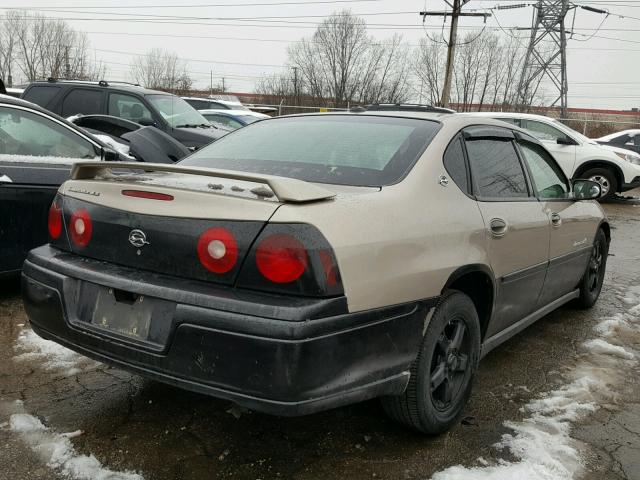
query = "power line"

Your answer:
(1, 0), (387, 9)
